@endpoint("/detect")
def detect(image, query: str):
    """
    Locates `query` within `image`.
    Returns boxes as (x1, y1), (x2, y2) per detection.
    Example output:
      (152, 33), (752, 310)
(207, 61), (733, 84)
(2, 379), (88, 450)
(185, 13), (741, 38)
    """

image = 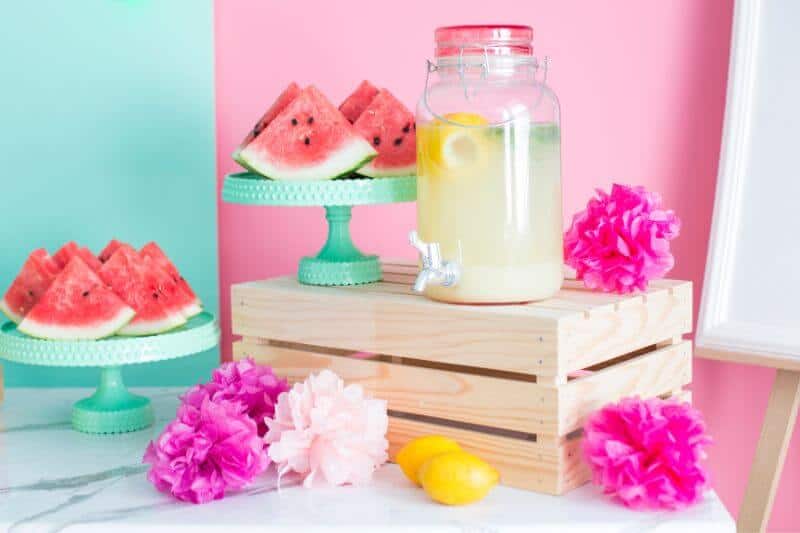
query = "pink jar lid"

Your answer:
(434, 25), (533, 58)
